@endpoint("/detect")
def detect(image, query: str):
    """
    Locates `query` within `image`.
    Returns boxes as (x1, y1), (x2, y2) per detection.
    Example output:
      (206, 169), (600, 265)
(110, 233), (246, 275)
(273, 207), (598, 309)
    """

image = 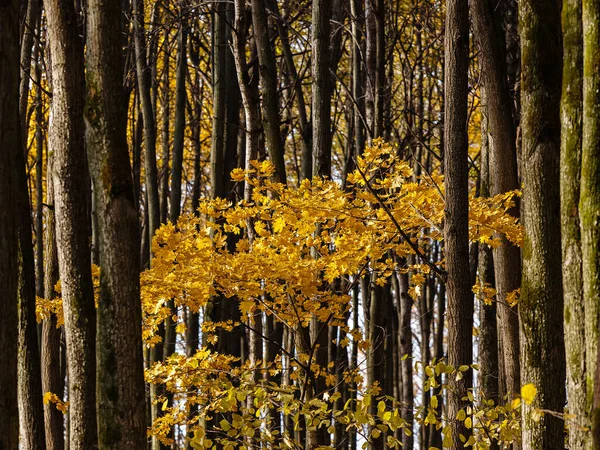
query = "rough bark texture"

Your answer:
(19, 0), (41, 135)
(211, 0), (227, 199)
(561, 0), (587, 447)
(251, 0), (287, 183)
(470, 0), (521, 401)
(44, 1), (98, 447)
(0, 1), (21, 447)
(169, 19), (187, 223)
(444, 0), (473, 446)
(583, 0), (600, 446)
(42, 155), (66, 450)
(477, 103), (499, 415)
(134, 0), (160, 244)
(365, 0), (385, 139)
(85, 1), (147, 447)
(311, 0), (333, 178)
(17, 107), (47, 450)
(398, 270), (414, 450)
(519, 0), (566, 447)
